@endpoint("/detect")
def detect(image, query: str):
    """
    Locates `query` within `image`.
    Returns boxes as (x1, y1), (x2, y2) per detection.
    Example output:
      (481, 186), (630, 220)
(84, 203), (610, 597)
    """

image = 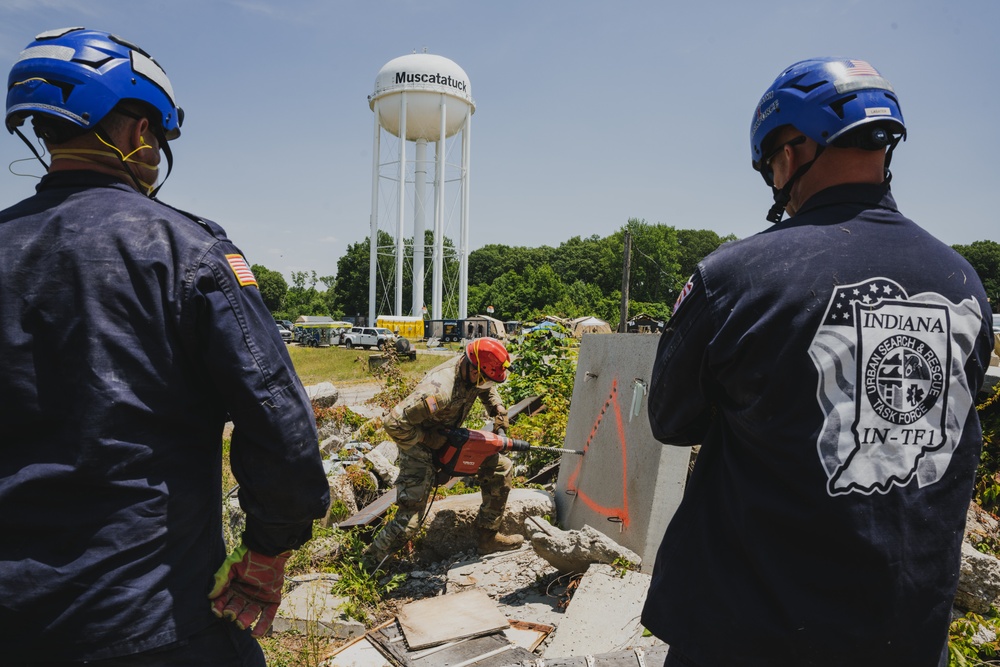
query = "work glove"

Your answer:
(492, 413), (510, 434)
(208, 542), (291, 637)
